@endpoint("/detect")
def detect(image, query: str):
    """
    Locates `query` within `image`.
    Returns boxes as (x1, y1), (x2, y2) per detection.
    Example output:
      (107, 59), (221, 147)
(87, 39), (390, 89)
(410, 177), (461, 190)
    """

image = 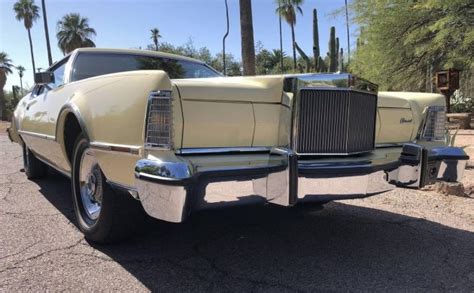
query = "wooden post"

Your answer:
(435, 68), (460, 113)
